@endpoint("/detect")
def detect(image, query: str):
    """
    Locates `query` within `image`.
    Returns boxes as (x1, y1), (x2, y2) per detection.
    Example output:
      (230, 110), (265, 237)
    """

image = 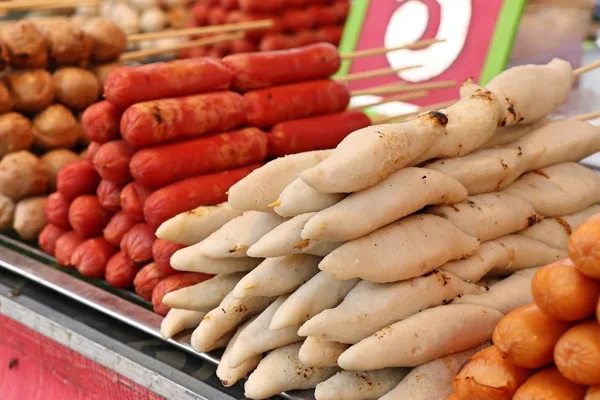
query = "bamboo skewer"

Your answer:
(336, 64), (422, 83)
(341, 38), (445, 60)
(351, 80), (456, 97)
(571, 110), (600, 121)
(0, 0), (100, 10)
(349, 90), (429, 109)
(120, 32), (244, 62)
(371, 100), (457, 125)
(127, 20), (274, 42)
(574, 60), (600, 77)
